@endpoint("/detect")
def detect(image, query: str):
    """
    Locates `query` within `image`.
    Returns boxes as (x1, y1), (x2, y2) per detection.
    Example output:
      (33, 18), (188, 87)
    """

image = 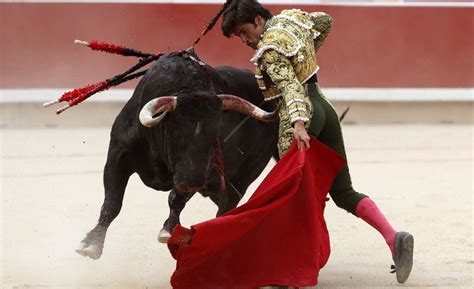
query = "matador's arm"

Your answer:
(261, 50), (310, 124)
